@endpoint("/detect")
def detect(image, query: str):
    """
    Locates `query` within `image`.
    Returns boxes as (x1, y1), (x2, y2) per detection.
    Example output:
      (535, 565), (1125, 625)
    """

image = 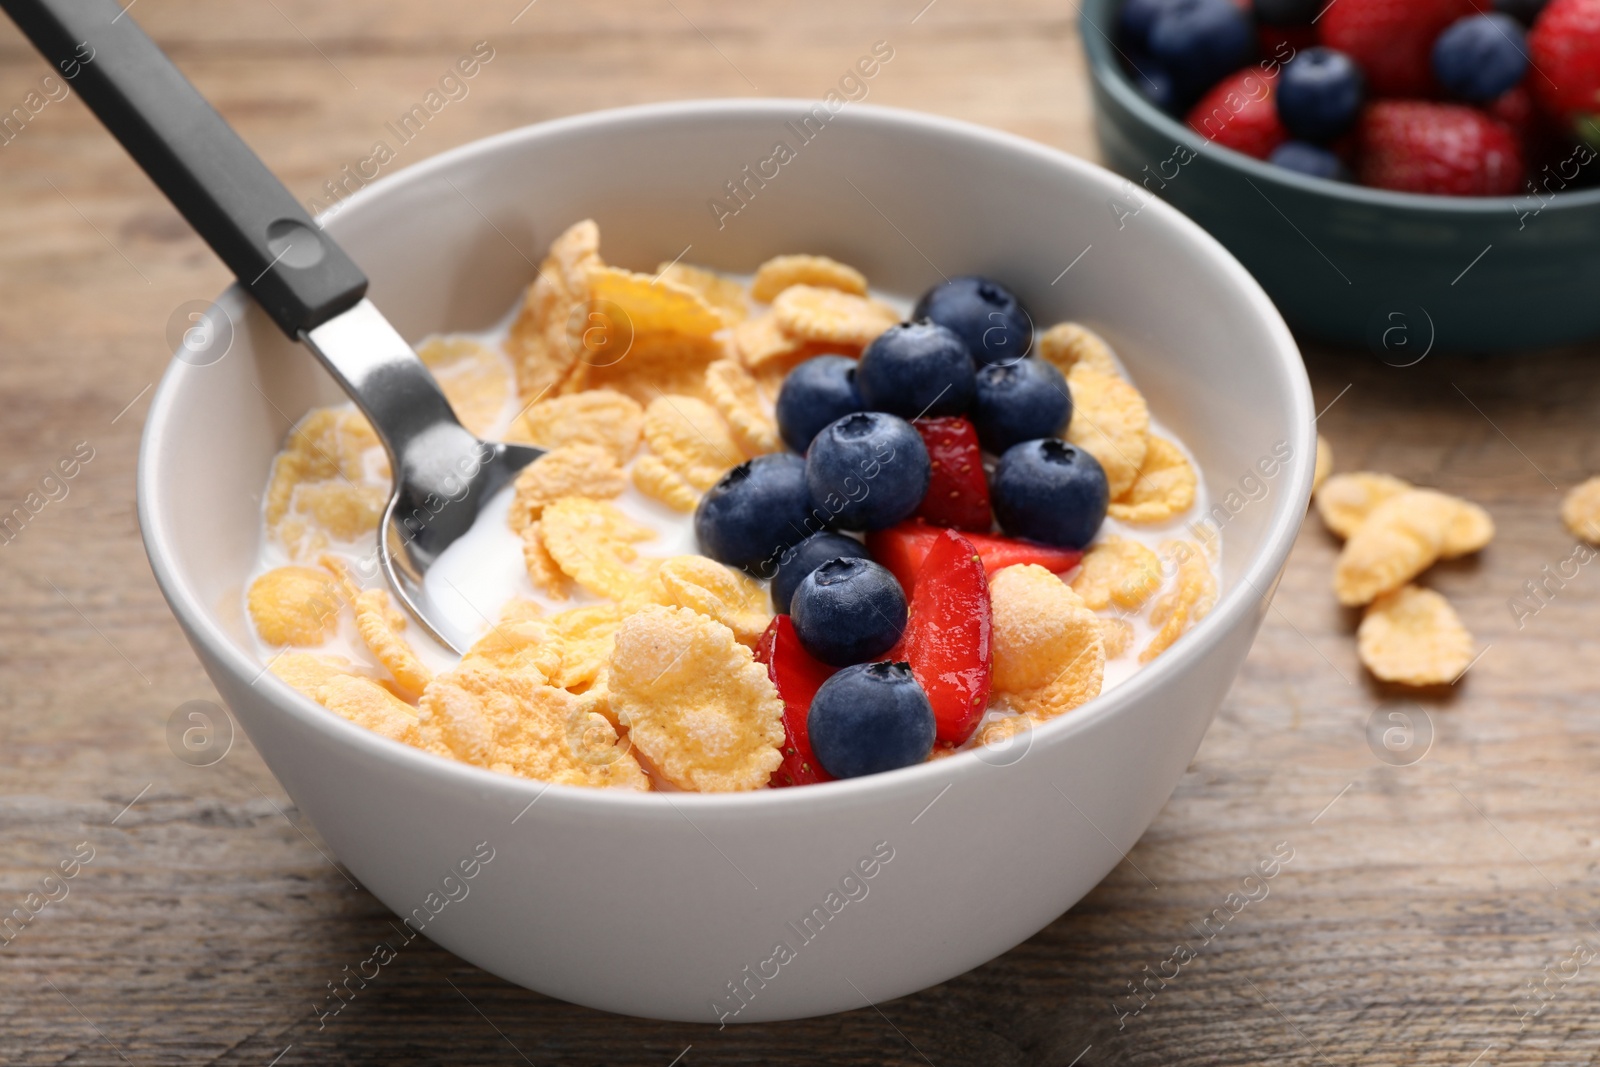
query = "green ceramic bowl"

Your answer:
(1080, 0), (1600, 353)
